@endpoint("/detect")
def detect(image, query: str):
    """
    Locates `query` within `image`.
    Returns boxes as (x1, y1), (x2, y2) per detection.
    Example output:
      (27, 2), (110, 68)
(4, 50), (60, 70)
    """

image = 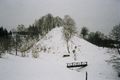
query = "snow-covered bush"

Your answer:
(21, 52), (26, 57)
(0, 44), (5, 58)
(20, 38), (37, 57)
(32, 48), (39, 58)
(0, 51), (5, 58)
